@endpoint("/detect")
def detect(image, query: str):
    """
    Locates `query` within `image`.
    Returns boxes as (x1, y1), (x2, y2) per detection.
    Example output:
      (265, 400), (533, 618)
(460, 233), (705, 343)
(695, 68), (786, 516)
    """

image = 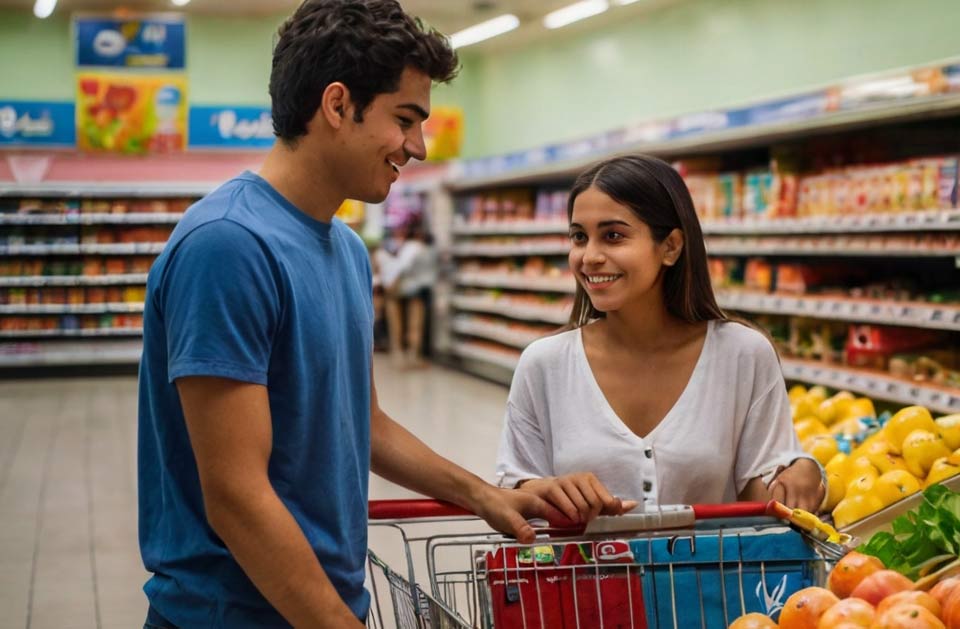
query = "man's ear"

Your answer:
(319, 81), (351, 129)
(662, 228), (684, 266)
